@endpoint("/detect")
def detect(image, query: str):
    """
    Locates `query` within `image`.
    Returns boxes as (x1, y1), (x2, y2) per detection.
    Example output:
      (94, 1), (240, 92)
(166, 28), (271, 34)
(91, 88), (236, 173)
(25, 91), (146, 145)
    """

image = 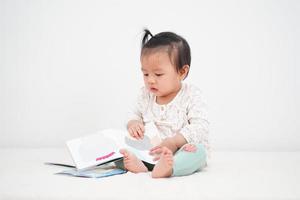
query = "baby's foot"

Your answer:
(119, 149), (148, 173)
(152, 147), (173, 178)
